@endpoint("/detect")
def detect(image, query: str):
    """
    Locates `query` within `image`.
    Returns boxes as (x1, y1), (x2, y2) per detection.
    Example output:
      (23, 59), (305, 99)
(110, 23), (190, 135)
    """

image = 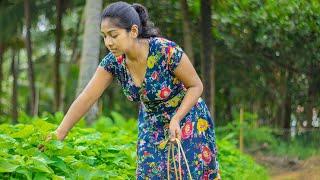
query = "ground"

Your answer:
(253, 153), (320, 180)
